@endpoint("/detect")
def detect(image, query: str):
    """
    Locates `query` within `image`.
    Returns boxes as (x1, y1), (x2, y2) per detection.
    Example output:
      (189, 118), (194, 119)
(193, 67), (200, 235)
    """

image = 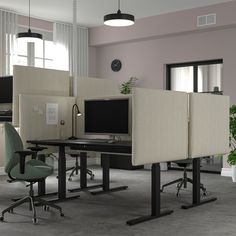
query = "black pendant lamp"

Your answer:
(104, 0), (135, 27)
(17, 0), (42, 42)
